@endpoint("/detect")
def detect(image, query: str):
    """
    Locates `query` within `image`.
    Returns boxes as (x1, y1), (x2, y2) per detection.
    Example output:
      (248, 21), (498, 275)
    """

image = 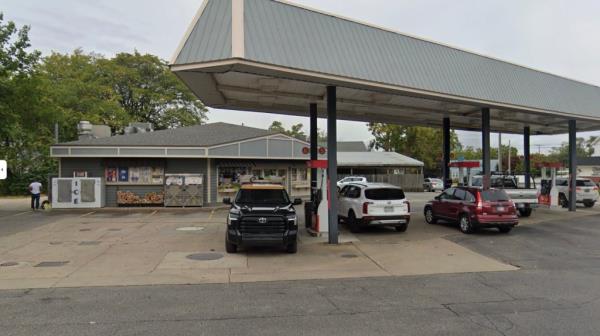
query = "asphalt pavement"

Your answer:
(1, 211), (599, 335)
